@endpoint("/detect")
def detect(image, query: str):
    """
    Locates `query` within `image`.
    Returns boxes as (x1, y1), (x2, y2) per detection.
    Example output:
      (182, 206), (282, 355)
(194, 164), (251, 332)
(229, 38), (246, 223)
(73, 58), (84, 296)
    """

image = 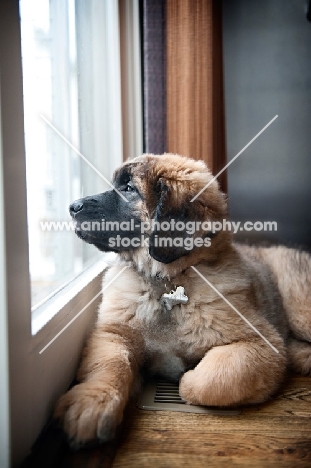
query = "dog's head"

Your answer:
(70, 154), (230, 276)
